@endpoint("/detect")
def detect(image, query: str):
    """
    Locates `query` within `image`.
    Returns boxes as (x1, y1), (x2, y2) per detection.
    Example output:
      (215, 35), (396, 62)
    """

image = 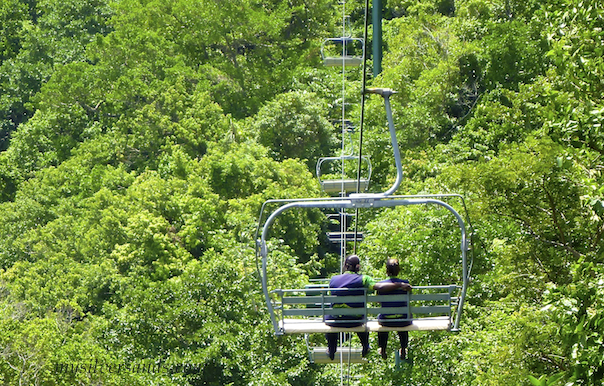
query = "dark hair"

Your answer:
(344, 255), (360, 272)
(386, 258), (400, 276)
